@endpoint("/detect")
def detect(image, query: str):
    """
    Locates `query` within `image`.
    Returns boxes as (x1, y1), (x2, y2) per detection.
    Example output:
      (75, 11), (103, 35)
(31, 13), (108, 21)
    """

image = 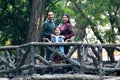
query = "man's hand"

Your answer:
(43, 38), (51, 43)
